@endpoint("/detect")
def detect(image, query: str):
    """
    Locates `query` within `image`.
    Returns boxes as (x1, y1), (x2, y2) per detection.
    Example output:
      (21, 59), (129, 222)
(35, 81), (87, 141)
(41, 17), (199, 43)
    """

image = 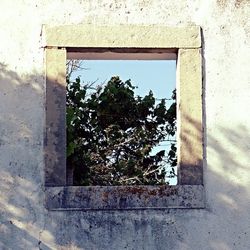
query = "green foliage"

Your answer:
(66, 75), (176, 185)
